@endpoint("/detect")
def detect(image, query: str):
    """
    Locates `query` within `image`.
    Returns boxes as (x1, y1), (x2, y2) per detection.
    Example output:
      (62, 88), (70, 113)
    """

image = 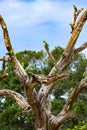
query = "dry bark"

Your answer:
(0, 7), (87, 130)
